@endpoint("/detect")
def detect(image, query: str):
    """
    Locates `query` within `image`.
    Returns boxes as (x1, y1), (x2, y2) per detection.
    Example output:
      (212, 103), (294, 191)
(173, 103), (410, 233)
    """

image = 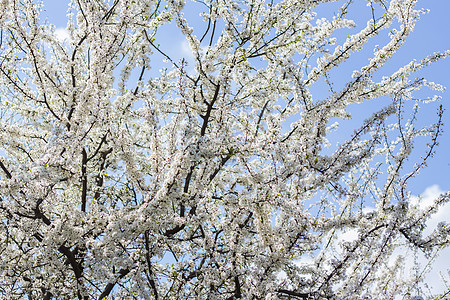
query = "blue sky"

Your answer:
(397, 0), (450, 194)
